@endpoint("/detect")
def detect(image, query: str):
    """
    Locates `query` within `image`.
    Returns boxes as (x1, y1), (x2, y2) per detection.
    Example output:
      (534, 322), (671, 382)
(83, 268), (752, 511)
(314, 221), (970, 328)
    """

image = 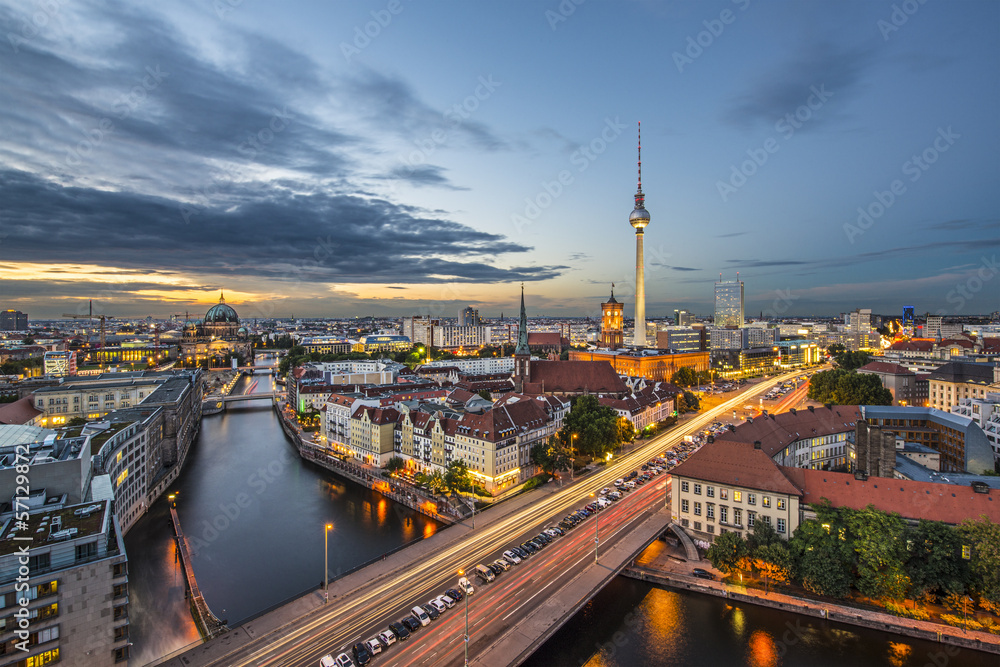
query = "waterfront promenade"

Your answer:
(168, 506), (228, 640)
(623, 540), (1000, 656)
